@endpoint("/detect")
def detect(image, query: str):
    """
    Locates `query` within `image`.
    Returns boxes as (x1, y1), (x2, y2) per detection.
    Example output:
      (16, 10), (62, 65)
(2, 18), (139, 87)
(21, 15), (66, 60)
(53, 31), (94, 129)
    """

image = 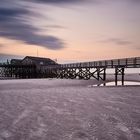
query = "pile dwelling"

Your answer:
(0, 56), (140, 85)
(0, 56), (58, 79)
